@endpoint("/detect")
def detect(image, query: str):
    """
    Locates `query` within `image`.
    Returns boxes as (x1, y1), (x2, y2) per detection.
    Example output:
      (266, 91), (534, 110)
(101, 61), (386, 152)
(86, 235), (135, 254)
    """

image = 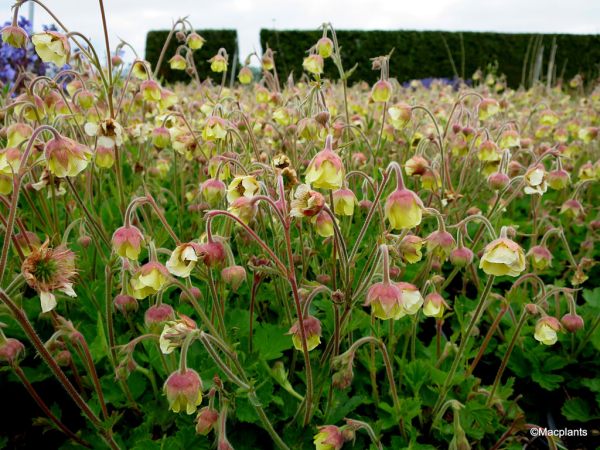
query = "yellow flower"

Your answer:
(371, 79), (392, 103)
(186, 32), (205, 50)
(169, 54), (186, 71)
(332, 188), (356, 216)
(31, 32), (70, 66)
(166, 243), (201, 278)
(164, 369), (203, 414)
(44, 135), (91, 178)
(226, 175), (259, 203)
(305, 136), (344, 189)
(130, 262), (169, 299)
(313, 426), (344, 450)
(303, 54), (324, 75)
(208, 53), (228, 73)
(289, 316), (322, 352)
(237, 66), (253, 84)
(534, 317), (561, 345)
(479, 236), (526, 277)
(384, 188), (424, 230)
(523, 165), (548, 195)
